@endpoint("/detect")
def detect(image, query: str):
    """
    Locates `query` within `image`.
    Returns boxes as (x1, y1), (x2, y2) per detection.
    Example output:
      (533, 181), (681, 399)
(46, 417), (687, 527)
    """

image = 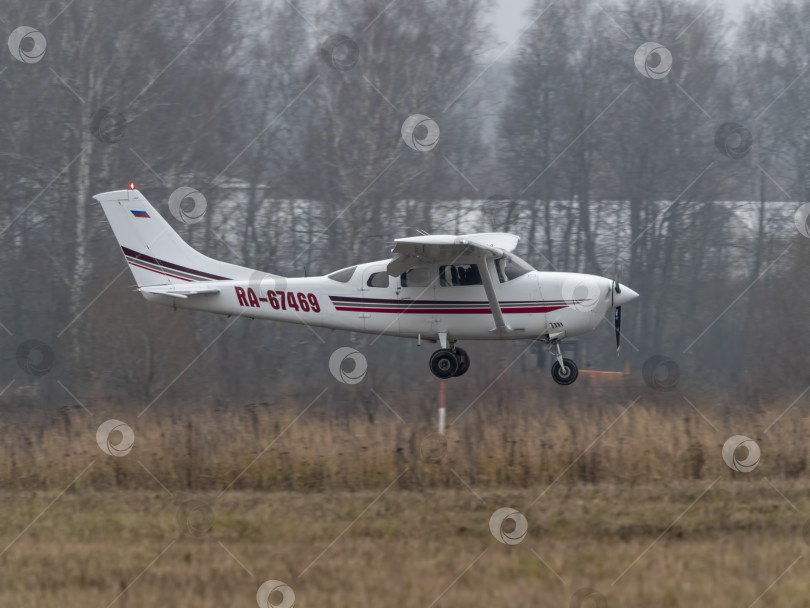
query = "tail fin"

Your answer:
(93, 188), (274, 286)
